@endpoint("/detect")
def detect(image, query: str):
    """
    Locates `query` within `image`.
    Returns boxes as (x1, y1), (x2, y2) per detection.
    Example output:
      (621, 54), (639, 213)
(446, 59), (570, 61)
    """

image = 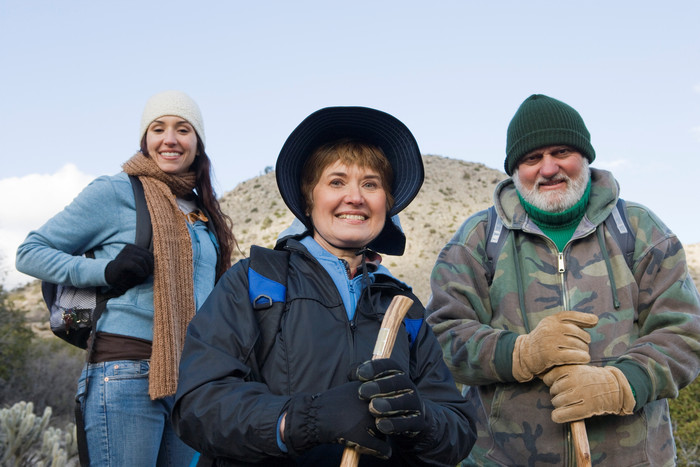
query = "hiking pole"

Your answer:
(339, 294), (414, 467)
(571, 420), (591, 467)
